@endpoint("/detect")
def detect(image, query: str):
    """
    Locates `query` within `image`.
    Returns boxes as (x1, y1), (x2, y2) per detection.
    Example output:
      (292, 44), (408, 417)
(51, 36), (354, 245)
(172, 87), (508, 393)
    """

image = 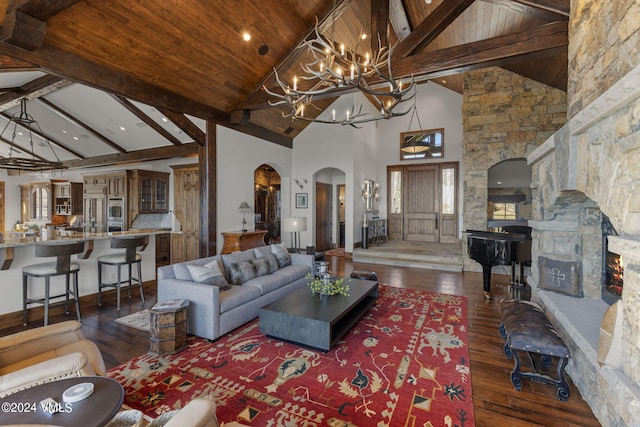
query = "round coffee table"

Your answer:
(1, 376), (124, 426)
